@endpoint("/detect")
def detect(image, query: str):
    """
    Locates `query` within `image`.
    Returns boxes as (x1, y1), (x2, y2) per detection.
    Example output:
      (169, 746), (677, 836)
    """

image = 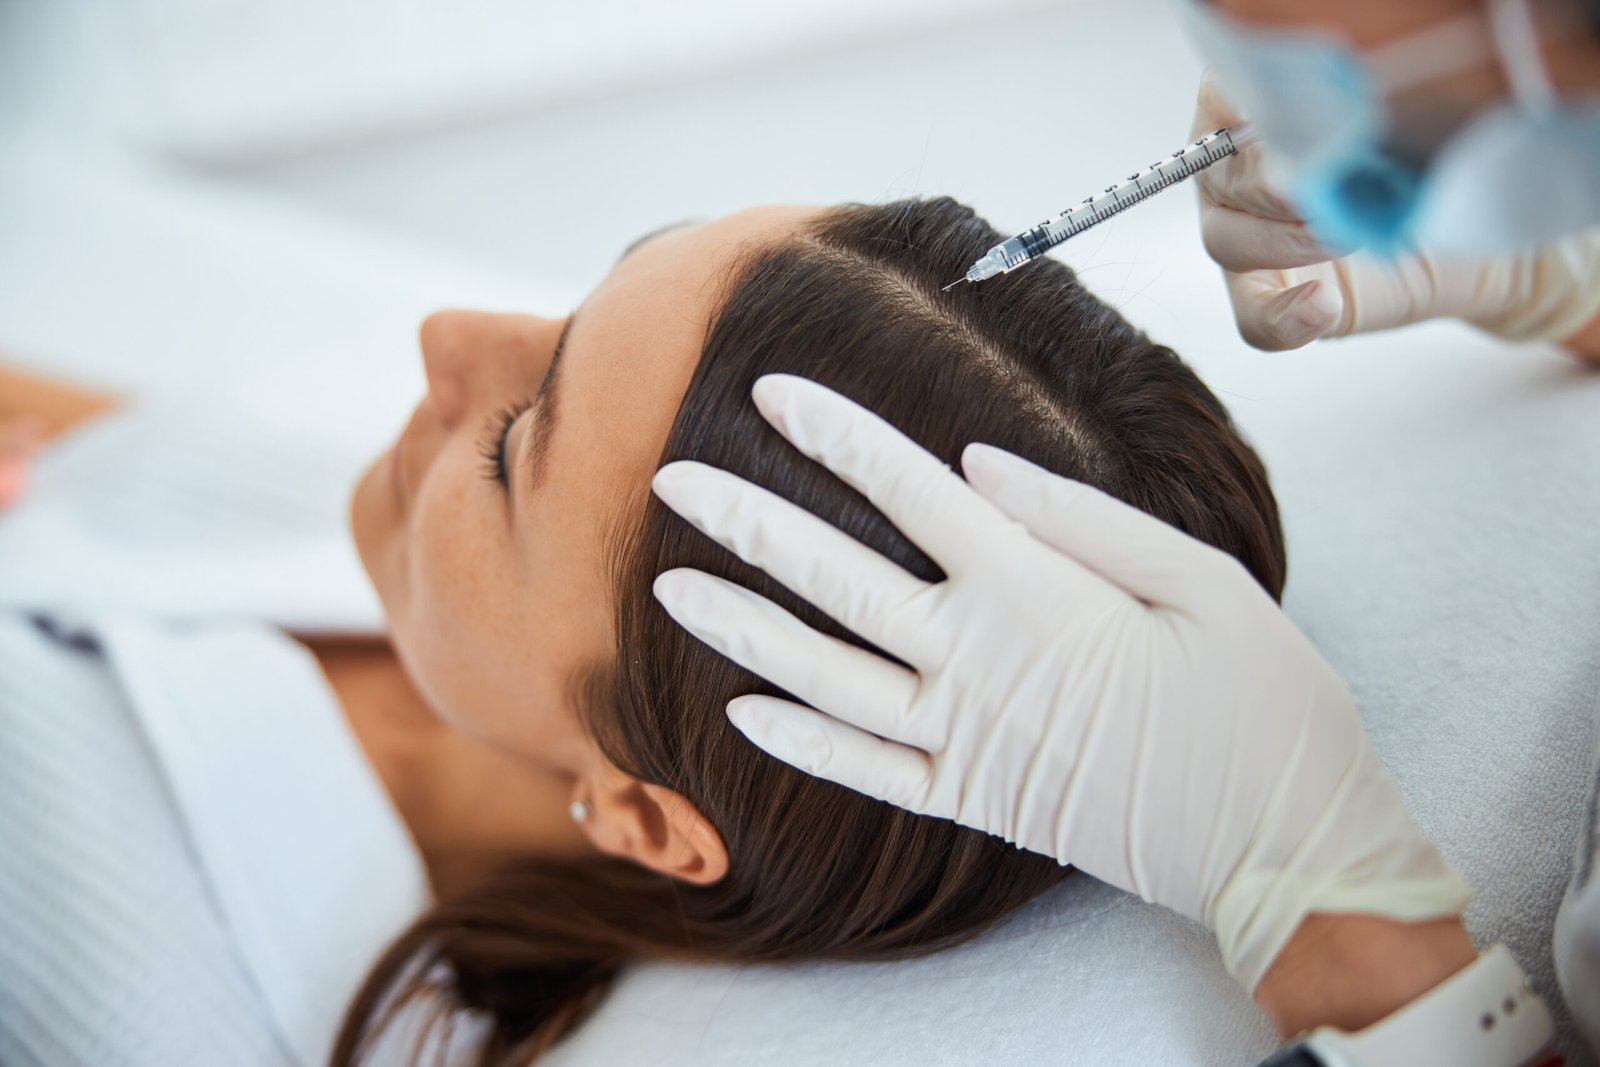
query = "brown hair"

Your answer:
(330, 198), (1285, 1066)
